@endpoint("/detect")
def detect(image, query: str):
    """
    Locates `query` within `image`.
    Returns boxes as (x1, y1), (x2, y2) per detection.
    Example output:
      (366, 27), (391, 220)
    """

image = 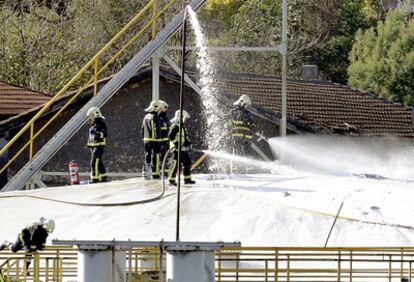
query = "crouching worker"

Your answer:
(87, 107), (108, 183)
(0, 217), (55, 275)
(168, 110), (195, 186)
